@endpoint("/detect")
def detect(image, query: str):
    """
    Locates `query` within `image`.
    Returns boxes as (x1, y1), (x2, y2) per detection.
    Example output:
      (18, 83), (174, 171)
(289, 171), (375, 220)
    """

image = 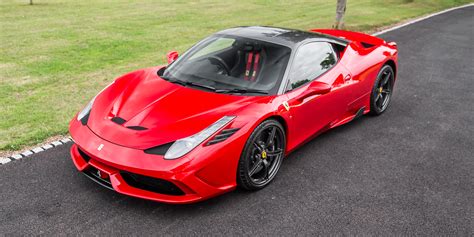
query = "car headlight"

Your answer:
(164, 116), (235, 160)
(77, 97), (95, 122)
(77, 82), (114, 123)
